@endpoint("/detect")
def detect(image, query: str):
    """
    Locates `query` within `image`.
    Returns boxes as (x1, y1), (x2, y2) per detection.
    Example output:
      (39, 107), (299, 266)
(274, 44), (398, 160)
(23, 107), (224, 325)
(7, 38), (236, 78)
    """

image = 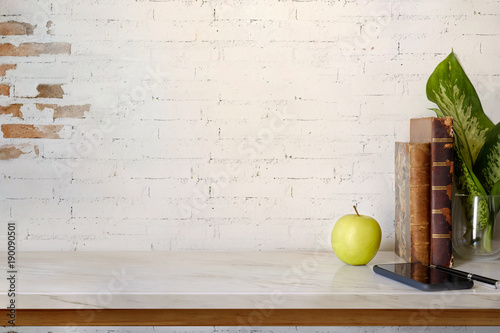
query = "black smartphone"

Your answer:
(373, 263), (474, 291)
